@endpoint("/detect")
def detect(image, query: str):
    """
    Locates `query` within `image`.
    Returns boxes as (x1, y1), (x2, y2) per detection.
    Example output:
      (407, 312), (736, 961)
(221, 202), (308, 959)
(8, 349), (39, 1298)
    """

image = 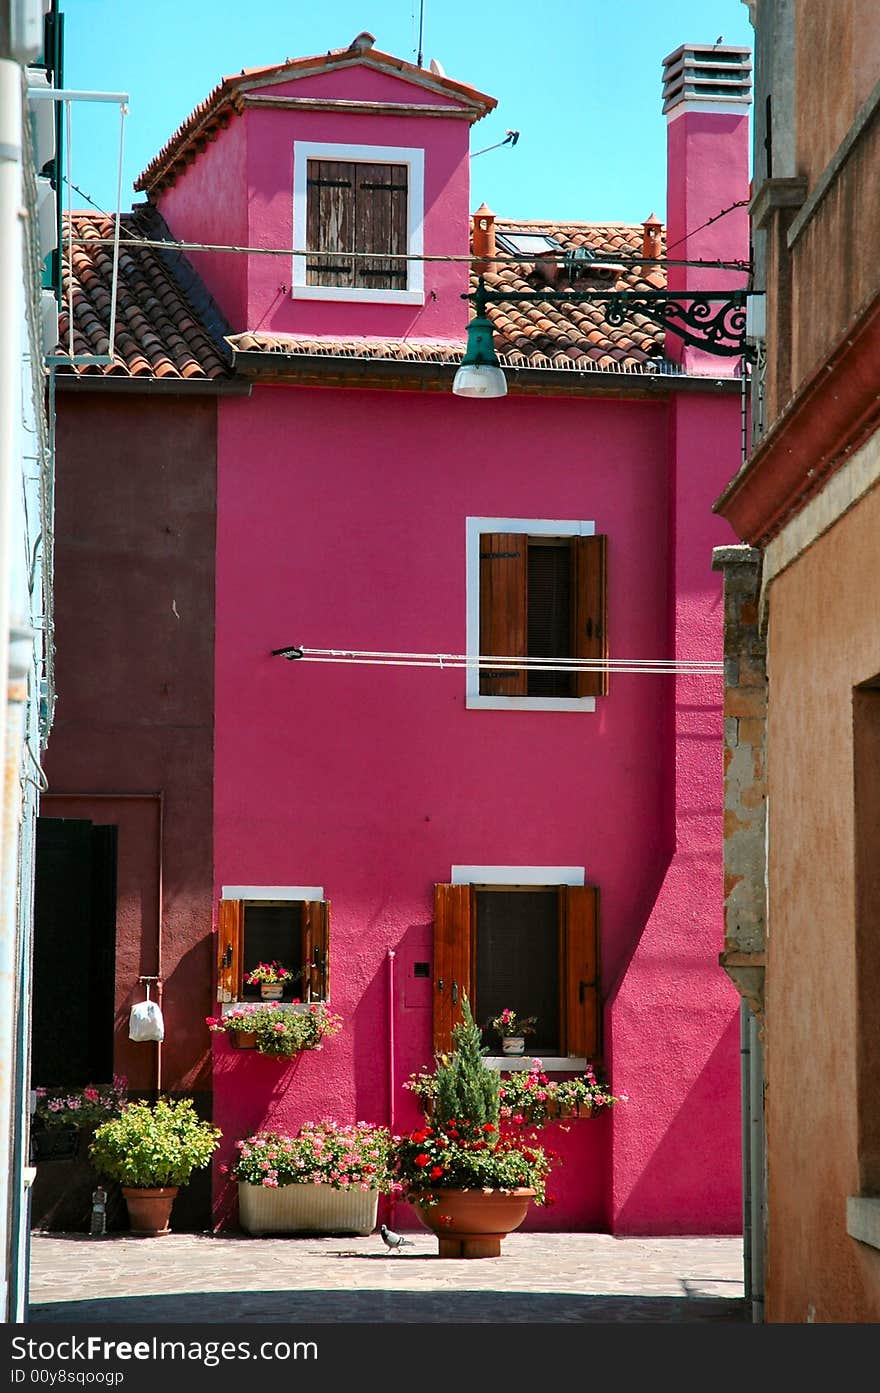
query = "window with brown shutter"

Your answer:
(433, 882), (601, 1059)
(478, 531), (608, 698)
(306, 159), (408, 290)
(215, 898), (331, 1003)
